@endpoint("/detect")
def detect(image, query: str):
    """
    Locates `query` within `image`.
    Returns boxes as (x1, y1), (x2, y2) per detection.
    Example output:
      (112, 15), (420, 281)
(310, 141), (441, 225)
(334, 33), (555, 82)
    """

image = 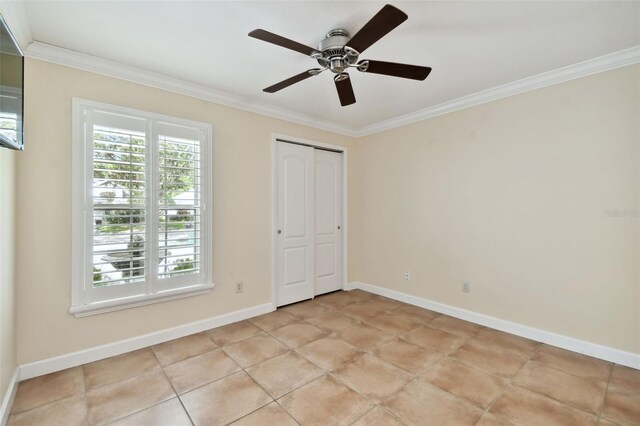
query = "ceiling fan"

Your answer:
(248, 4), (431, 107)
